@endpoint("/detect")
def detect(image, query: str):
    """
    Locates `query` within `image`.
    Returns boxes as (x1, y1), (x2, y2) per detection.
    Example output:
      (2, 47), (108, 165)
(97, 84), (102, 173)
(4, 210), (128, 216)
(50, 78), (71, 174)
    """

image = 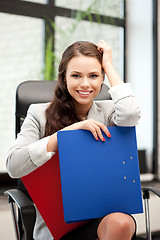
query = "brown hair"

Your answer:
(44, 41), (103, 136)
